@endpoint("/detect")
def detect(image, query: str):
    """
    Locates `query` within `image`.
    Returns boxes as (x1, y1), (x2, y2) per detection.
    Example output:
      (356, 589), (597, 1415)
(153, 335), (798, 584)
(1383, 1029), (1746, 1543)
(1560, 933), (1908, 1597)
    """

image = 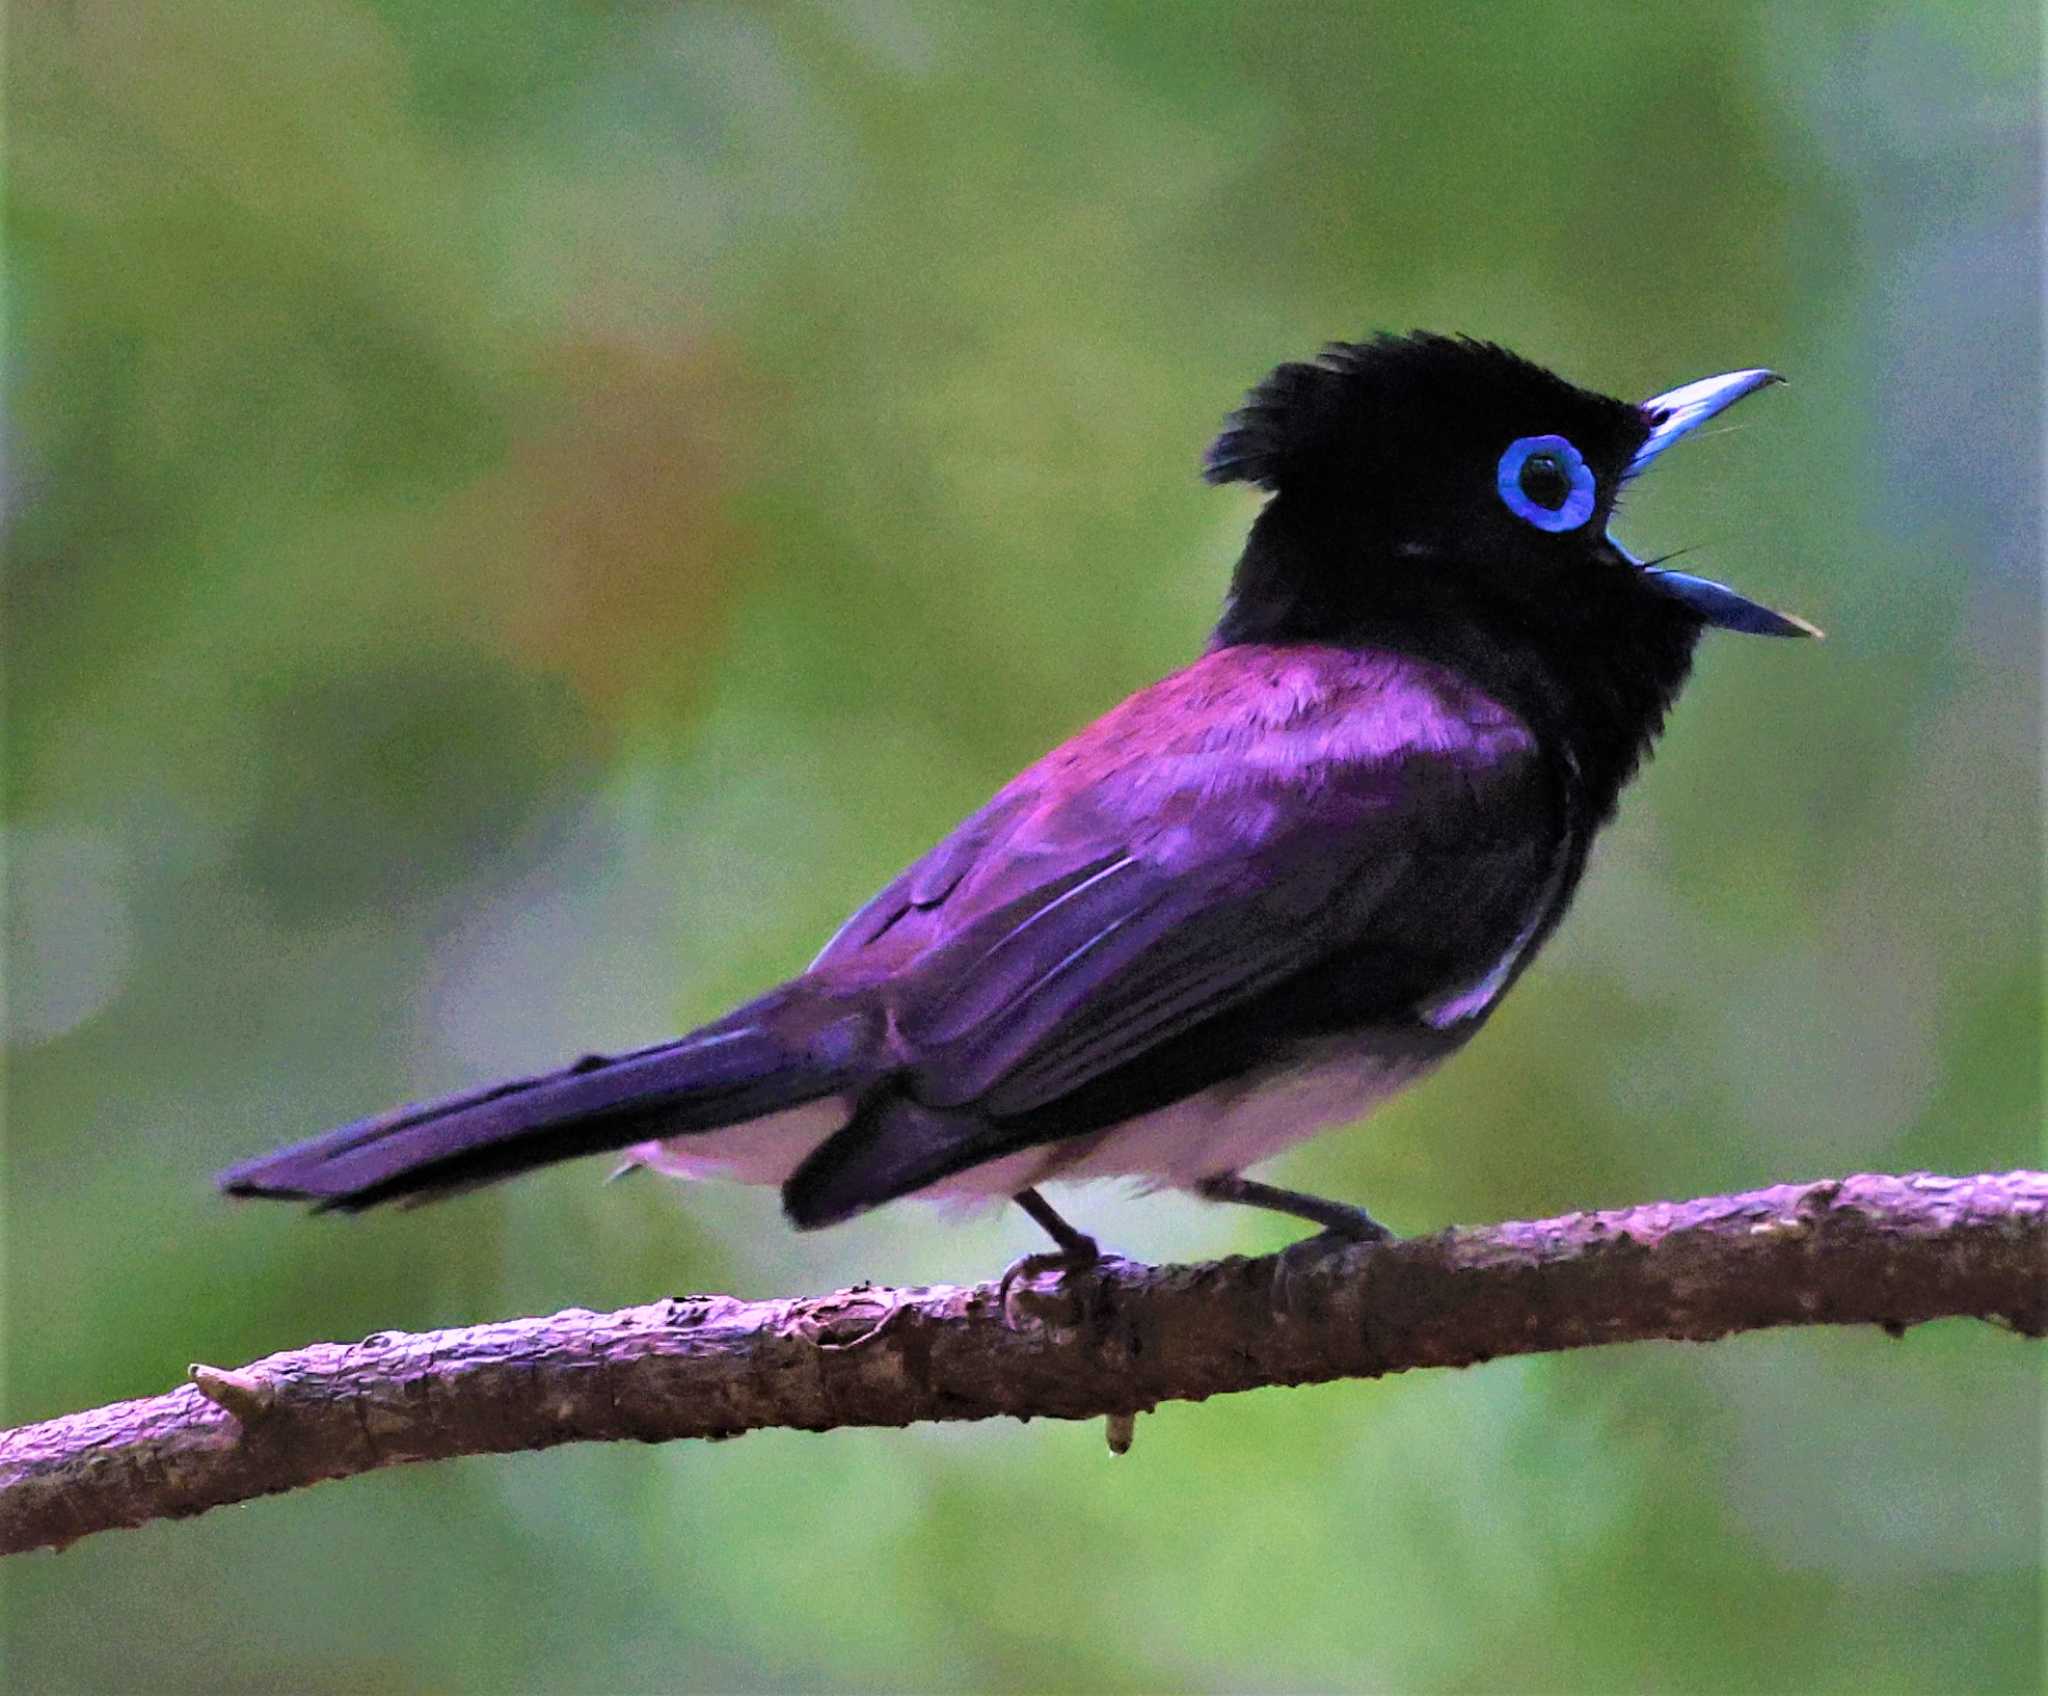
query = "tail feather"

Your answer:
(218, 1013), (855, 1211)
